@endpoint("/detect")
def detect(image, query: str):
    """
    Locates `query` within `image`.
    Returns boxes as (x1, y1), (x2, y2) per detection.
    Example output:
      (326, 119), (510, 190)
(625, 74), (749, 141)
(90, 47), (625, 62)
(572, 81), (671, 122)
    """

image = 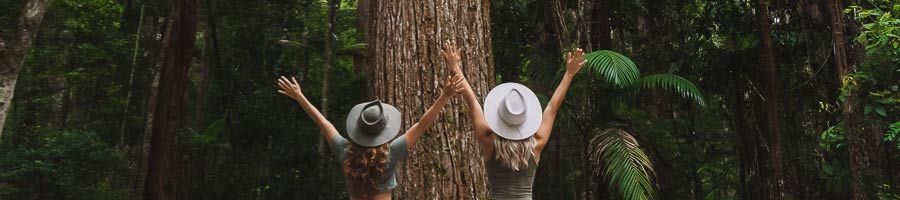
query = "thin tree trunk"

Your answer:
(754, 0), (785, 198)
(195, 0), (219, 130)
(827, 0), (864, 199)
(363, 0), (492, 198)
(135, 15), (169, 198)
(318, 0), (339, 167)
(0, 0), (49, 139)
(120, 5), (147, 146)
(143, 0), (200, 199)
(590, 0), (611, 51)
